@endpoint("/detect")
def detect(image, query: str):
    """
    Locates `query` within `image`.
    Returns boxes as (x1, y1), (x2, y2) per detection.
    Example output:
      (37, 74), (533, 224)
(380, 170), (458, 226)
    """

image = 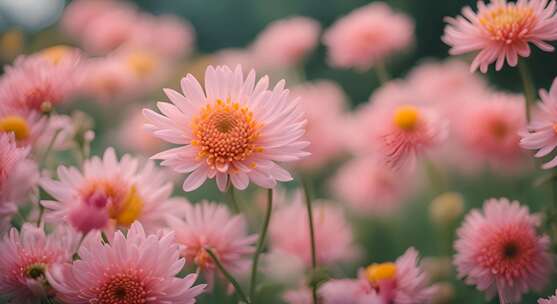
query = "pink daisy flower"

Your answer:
(521, 77), (557, 169)
(290, 80), (348, 171)
(330, 156), (414, 216)
(80, 55), (137, 103)
(79, 6), (138, 54)
(323, 2), (414, 70)
(40, 147), (183, 234)
(252, 16), (320, 69)
(0, 223), (81, 303)
(143, 65), (310, 192)
(60, 0), (133, 38)
(442, 0), (557, 73)
(269, 191), (358, 267)
(168, 201), (257, 286)
(47, 221), (205, 303)
(454, 198), (553, 303)
(319, 248), (437, 304)
(539, 290), (557, 304)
